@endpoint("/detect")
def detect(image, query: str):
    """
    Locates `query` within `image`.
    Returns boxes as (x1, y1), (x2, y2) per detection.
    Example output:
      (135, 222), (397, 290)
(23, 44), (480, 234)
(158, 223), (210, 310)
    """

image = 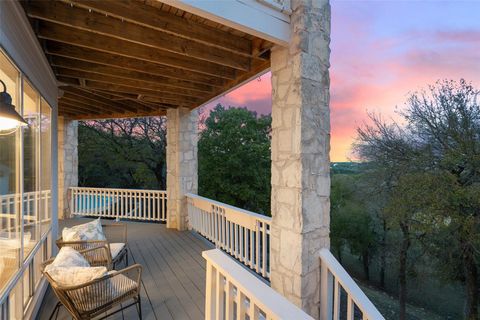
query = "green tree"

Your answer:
(198, 105), (271, 215)
(79, 117), (167, 189)
(331, 174), (376, 280)
(355, 79), (480, 320)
